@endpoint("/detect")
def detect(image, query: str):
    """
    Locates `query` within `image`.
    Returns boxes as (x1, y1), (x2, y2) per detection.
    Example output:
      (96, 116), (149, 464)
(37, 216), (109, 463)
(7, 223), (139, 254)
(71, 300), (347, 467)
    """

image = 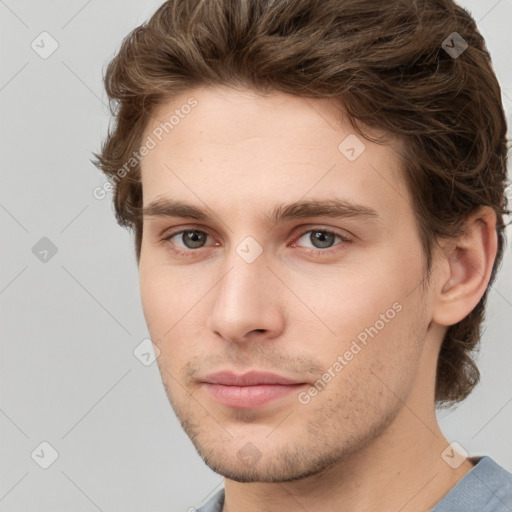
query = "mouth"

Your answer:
(200, 370), (308, 409)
